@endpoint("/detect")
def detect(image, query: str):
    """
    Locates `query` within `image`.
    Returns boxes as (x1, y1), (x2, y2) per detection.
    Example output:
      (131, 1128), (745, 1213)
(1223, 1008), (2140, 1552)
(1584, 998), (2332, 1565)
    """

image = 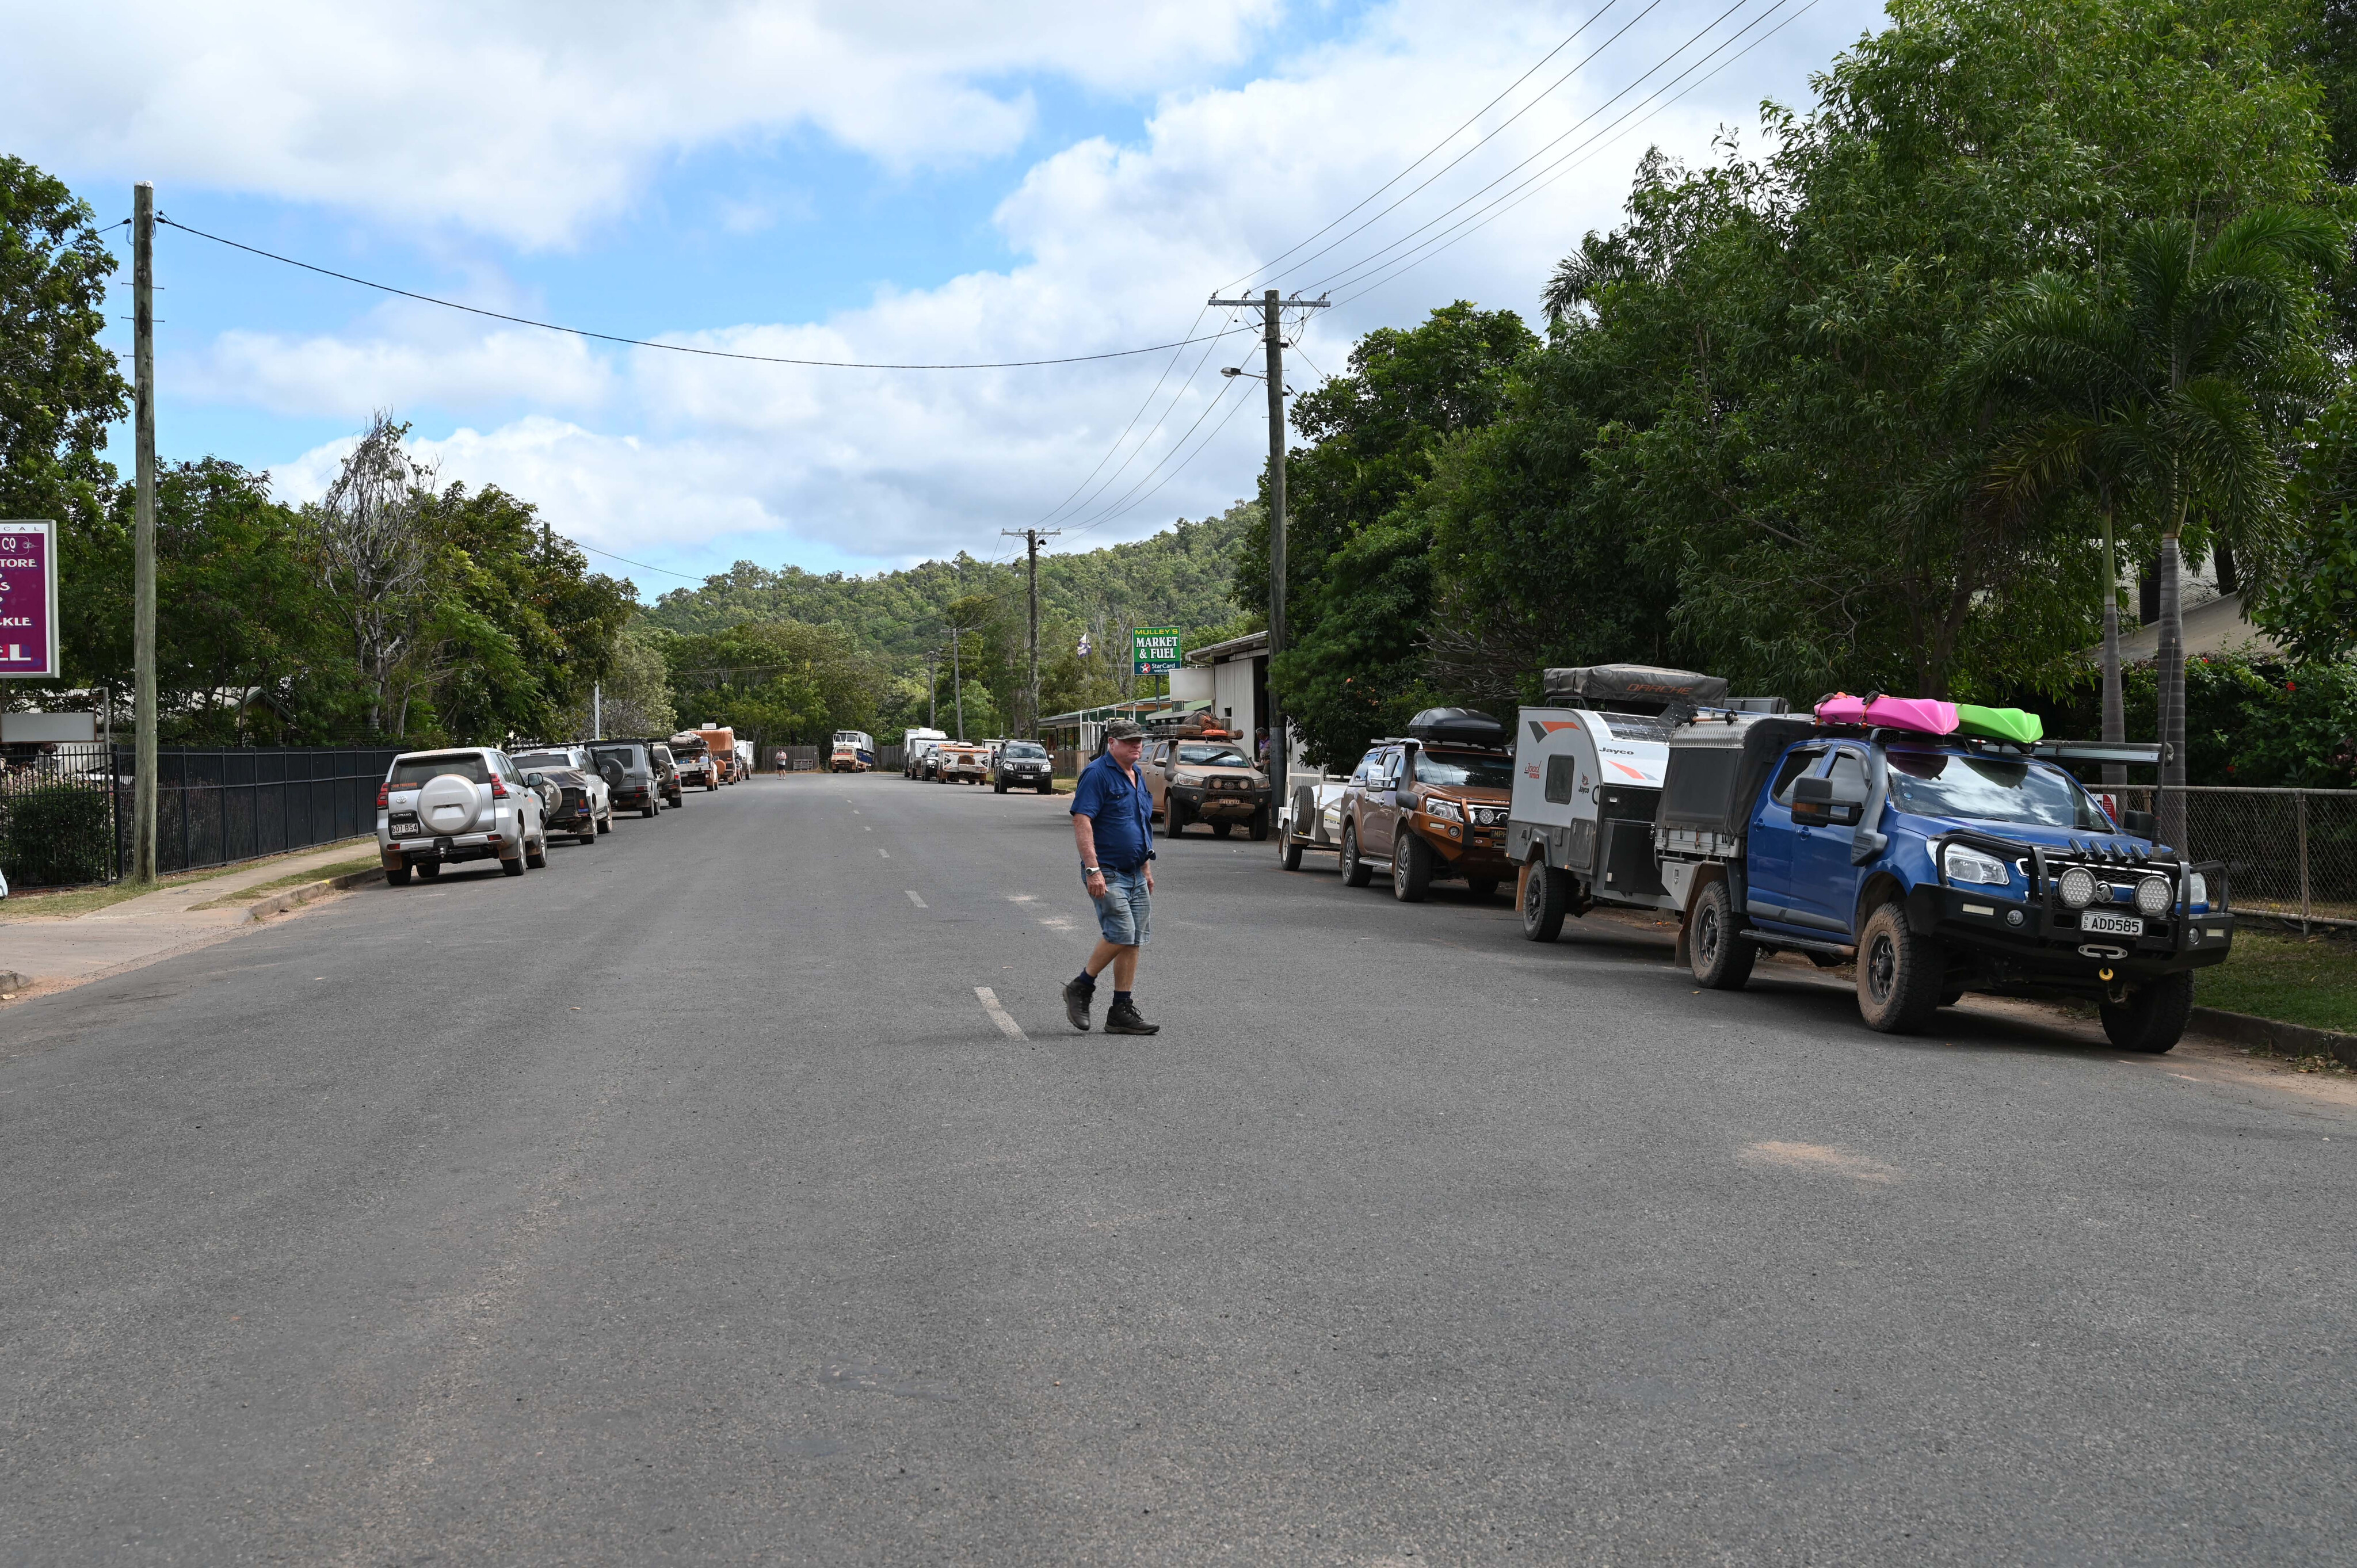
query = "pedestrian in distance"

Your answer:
(1062, 719), (1161, 1036)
